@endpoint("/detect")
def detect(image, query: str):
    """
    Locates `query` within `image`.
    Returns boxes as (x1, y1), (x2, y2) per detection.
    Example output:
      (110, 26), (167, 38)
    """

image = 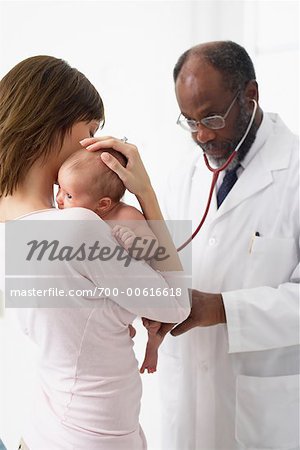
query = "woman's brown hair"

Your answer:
(0, 55), (104, 196)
